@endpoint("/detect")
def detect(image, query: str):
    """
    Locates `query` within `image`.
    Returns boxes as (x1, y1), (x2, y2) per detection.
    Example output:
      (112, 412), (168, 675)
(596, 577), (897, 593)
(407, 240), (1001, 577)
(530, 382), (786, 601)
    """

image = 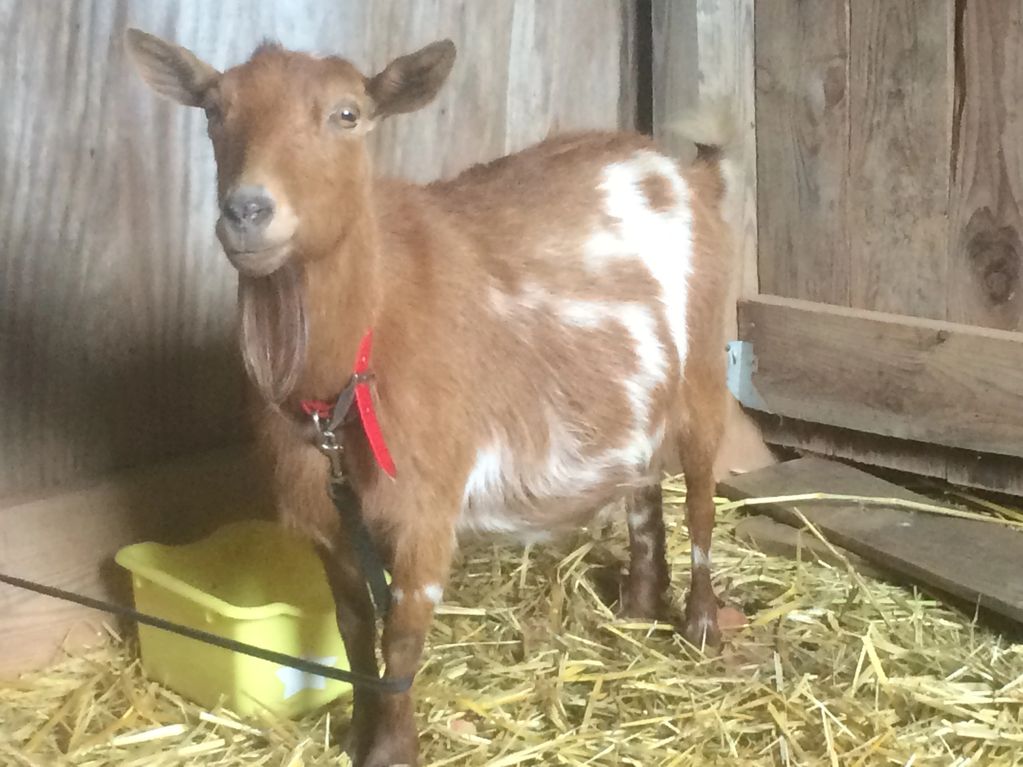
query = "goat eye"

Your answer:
(330, 106), (360, 129)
